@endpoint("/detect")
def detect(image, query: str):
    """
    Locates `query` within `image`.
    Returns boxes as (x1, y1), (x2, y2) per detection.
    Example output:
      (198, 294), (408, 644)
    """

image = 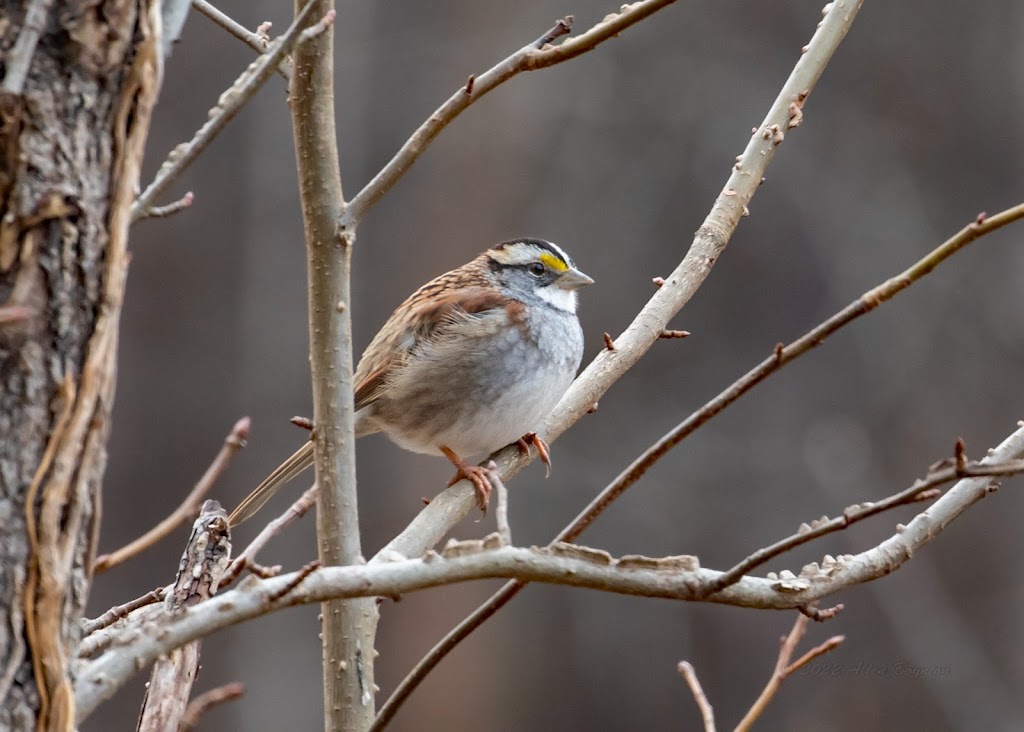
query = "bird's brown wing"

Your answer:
(353, 286), (513, 411)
